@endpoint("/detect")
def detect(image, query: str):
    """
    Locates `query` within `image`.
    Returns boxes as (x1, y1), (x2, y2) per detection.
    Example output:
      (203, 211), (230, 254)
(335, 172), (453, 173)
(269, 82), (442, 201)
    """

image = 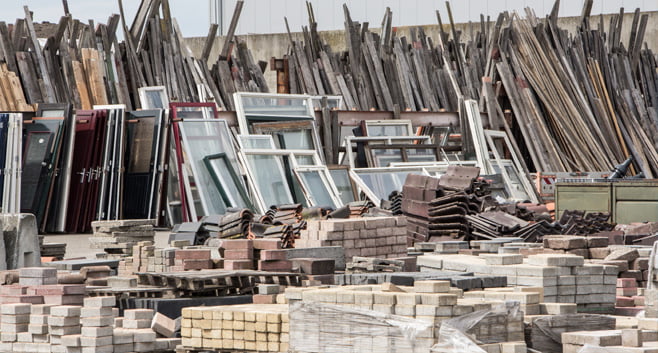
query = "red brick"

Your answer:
(223, 260), (254, 270)
(27, 285), (86, 296)
(182, 259), (213, 270)
(220, 240), (253, 250)
(260, 250), (288, 261)
(616, 296), (635, 307)
(252, 239), (282, 250)
(633, 296), (645, 306)
(223, 249), (254, 260)
(175, 249), (211, 260)
(0, 285), (28, 296)
(252, 294), (276, 304)
(257, 260), (293, 272)
(631, 258), (649, 271)
(616, 287), (638, 297)
(617, 278), (637, 288)
(1, 295), (43, 304)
